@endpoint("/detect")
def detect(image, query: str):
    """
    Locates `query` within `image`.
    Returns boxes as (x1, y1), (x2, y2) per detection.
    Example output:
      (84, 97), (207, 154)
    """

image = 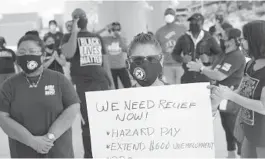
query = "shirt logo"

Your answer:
(78, 37), (103, 67)
(107, 42), (122, 55)
(45, 85), (55, 96)
(165, 40), (176, 53)
(239, 75), (259, 125)
(165, 31), (176, 39)
(133, 67), (145, 80)
(0, 51), (12, 58)
(221, 63), (232, 72)
(27, 61), (38, 70)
